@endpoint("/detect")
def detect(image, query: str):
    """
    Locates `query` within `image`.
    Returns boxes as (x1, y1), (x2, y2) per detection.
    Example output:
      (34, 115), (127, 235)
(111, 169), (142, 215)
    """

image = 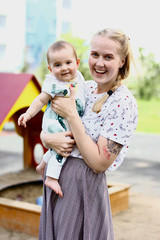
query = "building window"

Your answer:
(26, 45), (35, 63)
(0, 15), (6, 28)
(27, 33), (36, 44)
(28, 0), (38, 3)
(62, 22), (71, 33)
(62, 0), (71, 9)
(49, 19), (56, 34)
(27, 17), (35, 32)
(0, 44), (6, 59)
(49, 0), (56, 6)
